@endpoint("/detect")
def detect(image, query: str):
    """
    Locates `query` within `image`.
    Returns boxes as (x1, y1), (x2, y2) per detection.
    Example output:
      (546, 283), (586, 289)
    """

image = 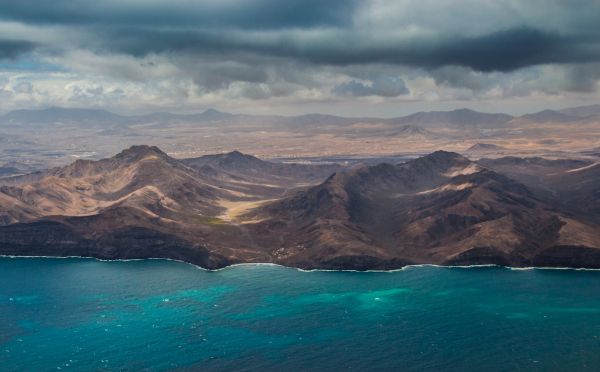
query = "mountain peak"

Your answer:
(198, 108), (232, 120)
(227, 150), (245, 157)
(425, 150), (468, 162)
(202, 108), (222, 115)
(451, 108), (477, 114)
(218, 151), (267, 168)
(221, 150), (260, 162)
(404, 151), (473, 175)
(114, 145), (168, 160)
(181, 150), (267, 174)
